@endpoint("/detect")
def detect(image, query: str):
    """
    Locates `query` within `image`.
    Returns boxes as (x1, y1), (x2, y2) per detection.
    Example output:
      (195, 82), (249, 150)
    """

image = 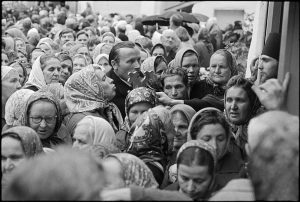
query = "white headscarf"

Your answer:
(1, 66), (15, 80)
(23, 56), (46, 90)
(94, 54), (109, 65)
